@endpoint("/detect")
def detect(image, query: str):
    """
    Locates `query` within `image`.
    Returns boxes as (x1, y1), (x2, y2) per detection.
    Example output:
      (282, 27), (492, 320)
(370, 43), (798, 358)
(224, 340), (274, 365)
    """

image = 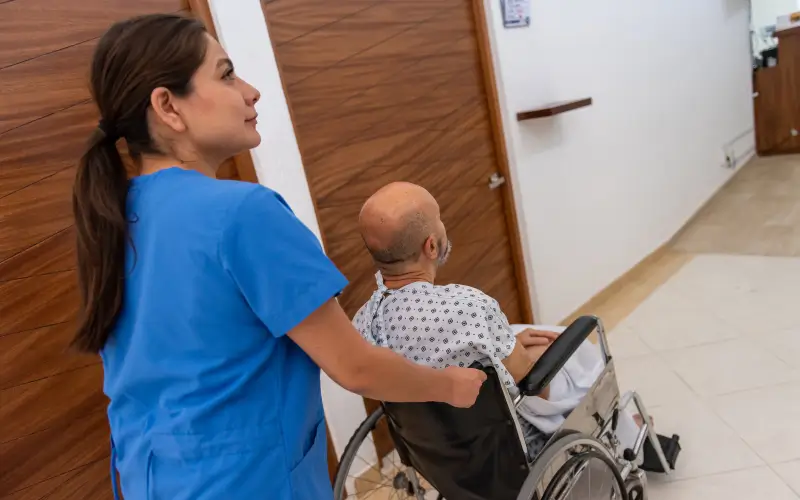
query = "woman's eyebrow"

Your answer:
(217, 57), (234, 70)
